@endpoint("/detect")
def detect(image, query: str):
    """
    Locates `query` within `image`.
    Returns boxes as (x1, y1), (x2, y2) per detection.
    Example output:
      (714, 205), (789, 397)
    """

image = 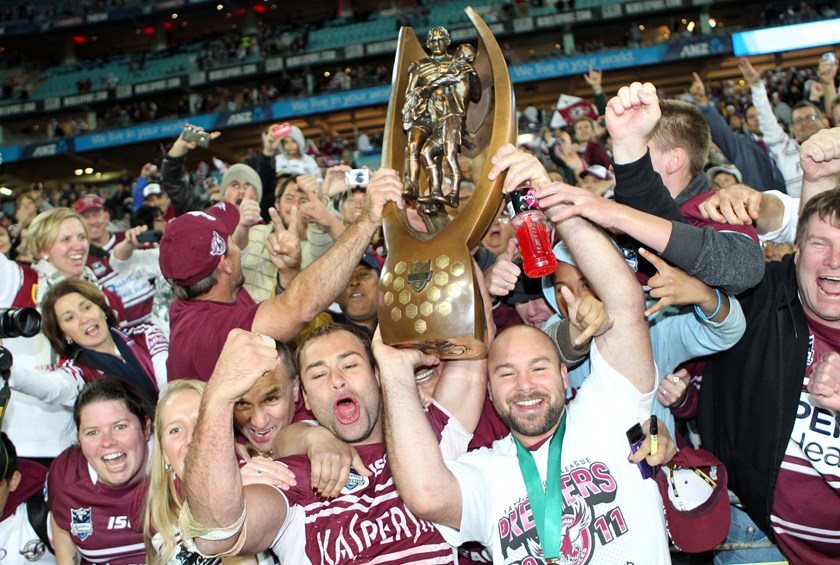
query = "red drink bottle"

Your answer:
(507, 186), (557, 278)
